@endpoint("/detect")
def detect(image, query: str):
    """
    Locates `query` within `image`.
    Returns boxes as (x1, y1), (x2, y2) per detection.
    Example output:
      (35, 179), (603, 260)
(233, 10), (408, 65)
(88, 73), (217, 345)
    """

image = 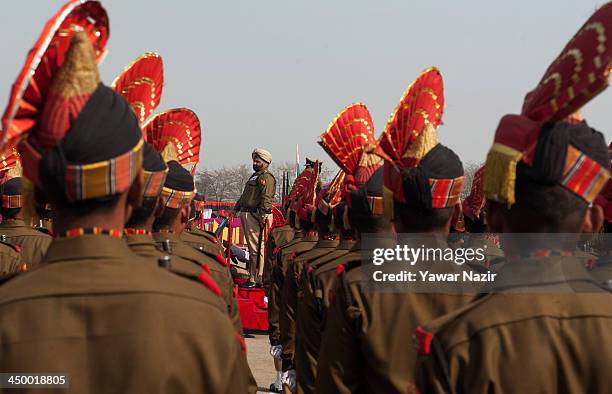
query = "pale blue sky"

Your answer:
(1, 0), (610, 170)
